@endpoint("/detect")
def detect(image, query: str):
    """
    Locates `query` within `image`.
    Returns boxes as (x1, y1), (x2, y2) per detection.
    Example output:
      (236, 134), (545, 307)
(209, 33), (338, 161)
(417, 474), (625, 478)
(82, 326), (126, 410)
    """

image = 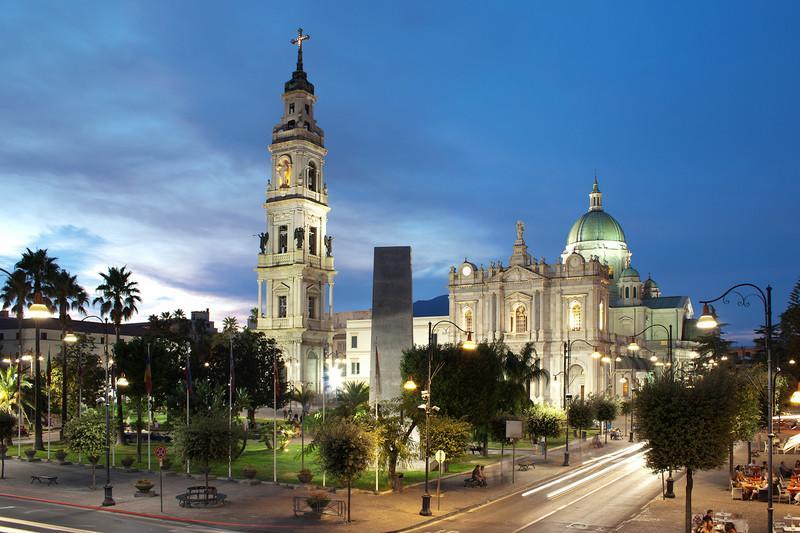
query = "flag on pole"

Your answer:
(144, 347), (153, 397)
(374, 343), (382, 396)
(184, 353), (193, 395)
